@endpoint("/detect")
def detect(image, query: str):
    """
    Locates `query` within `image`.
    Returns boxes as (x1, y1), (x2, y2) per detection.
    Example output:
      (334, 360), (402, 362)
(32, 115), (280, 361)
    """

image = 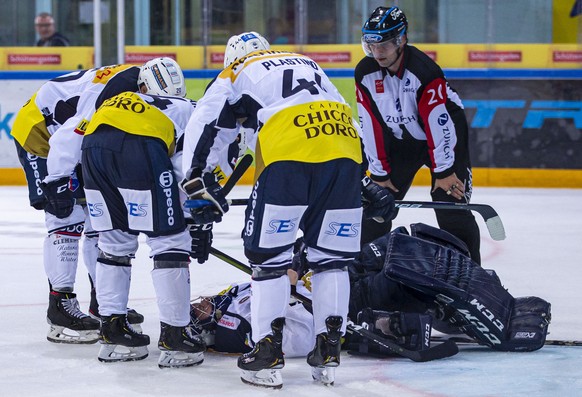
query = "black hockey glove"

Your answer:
(40, 176), (75, 219)
(181, 171), (229, 224)
(361, 176), (397, 222)
(186, 220), (213, 264)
